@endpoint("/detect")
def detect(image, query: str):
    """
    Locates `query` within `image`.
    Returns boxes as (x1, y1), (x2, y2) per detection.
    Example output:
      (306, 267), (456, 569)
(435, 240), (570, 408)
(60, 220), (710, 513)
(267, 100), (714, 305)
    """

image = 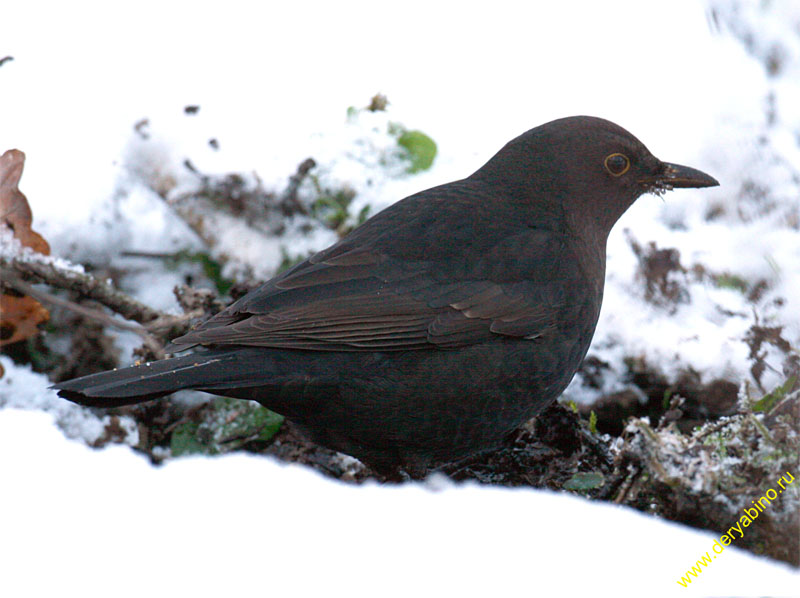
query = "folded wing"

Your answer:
(172, 190), (578, 352)
(173, 225), (569, 351)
